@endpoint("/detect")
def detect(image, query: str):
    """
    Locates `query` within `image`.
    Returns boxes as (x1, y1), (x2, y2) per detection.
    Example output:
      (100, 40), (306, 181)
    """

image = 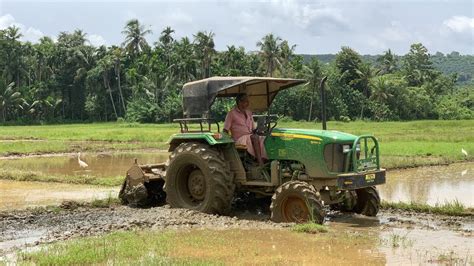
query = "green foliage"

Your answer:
(0, 21), (471, 124)
(381, 200), (472, 216)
